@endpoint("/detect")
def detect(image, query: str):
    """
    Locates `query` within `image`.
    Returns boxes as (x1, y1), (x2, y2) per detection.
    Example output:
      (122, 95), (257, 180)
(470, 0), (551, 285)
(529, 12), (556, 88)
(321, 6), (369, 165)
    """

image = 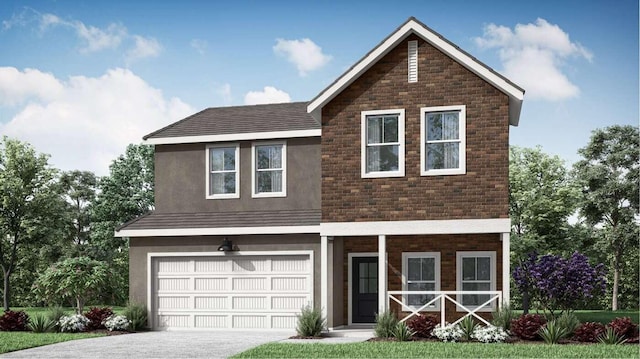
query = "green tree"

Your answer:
(89, 144), (154, 304)
(0, 137), (60, 310)
(509, 146), (580, 312)
(573, 125), (640, 310)
(60, 170), (97, 255)
(33, 256), (109, 313)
